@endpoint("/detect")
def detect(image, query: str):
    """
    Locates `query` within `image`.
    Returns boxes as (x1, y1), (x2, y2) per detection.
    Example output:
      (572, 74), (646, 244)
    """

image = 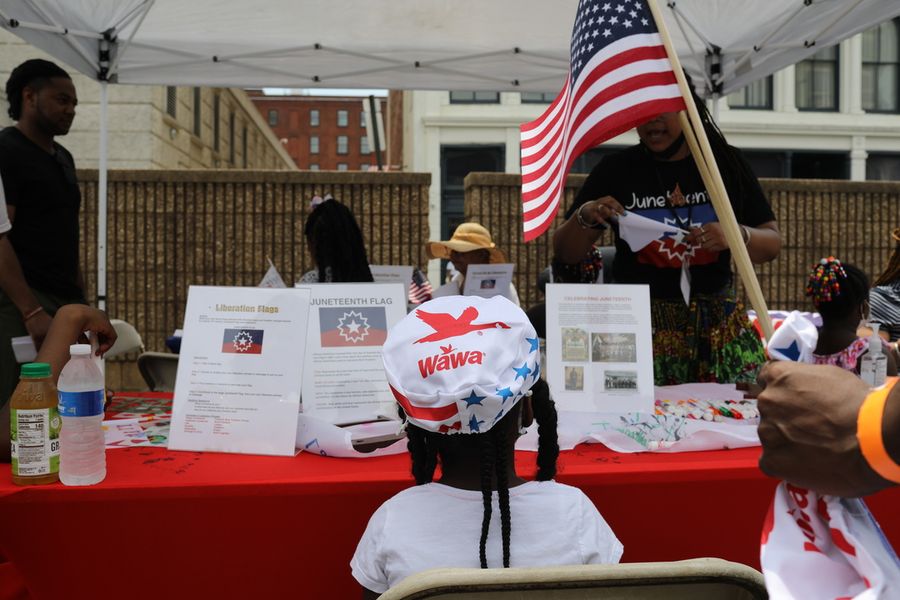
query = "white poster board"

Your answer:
(297, 283), (407, 424)
(168, 286), (310, 456)
(545, 283), (654, 414)
(369, 265), (413, 299)
(462, 263), (514, 301)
